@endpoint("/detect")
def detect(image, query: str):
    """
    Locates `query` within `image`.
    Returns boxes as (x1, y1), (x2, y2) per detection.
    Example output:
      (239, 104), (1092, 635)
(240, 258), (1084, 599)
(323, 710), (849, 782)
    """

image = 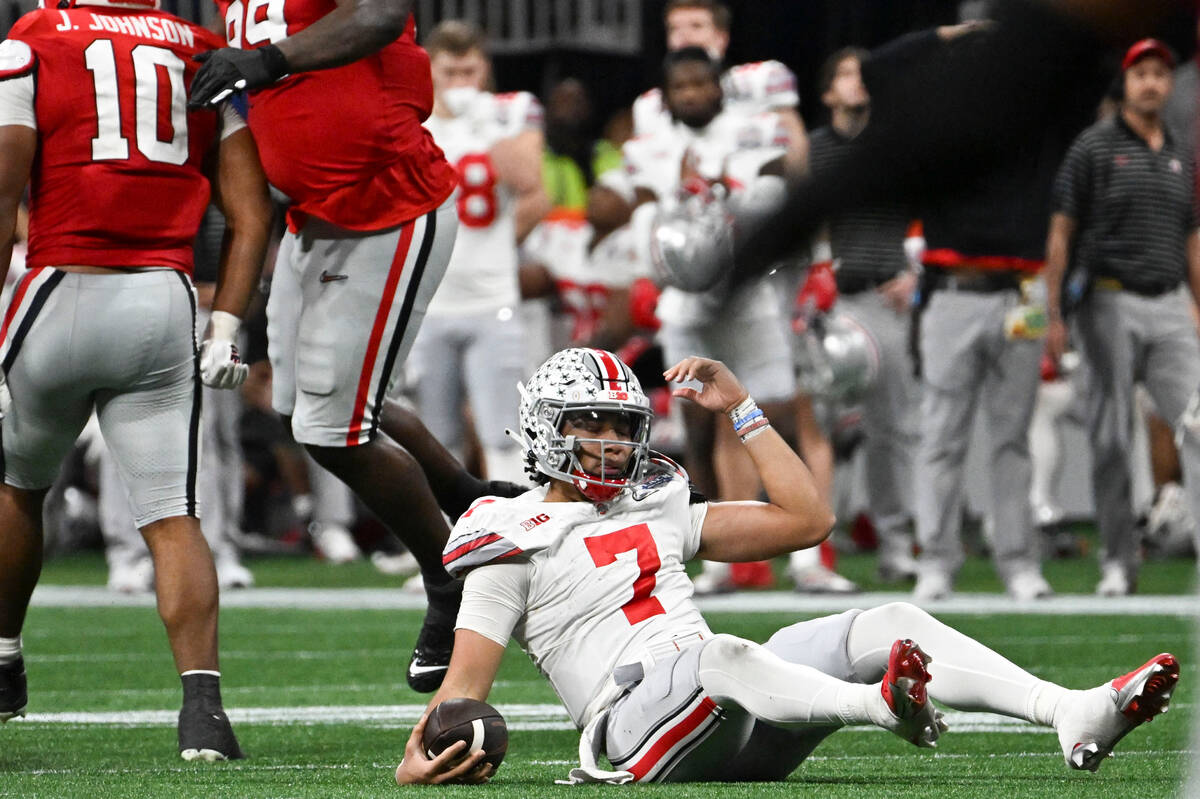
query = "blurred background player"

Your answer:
(807, 47), (923, 583)
(635, 0), (808, 174)
(408, 20), (549, 483)
(1044, 39), (1200, 595)
(190, 0), (465, 692)
(0, 0), (272, 759)
(623, 48), (853, 593)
